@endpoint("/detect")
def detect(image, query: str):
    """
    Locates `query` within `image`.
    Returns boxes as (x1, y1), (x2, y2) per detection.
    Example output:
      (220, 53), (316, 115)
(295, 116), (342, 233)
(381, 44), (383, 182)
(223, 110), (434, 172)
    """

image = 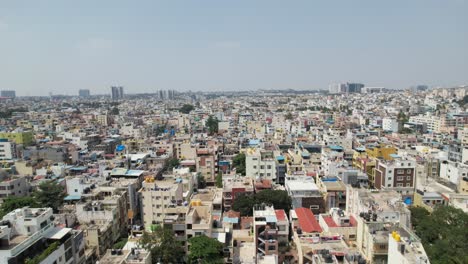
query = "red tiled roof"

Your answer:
(295, 207), (322, 233)
(323, 216), (338, 227)
(275, 210), (287, 221)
